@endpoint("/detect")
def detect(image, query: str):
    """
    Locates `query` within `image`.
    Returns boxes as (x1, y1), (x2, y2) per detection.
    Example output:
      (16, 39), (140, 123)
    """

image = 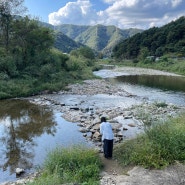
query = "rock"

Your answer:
(83, 133), (87, 137)
(123, 127), (128, 130)
(79, 128), (88, 133)
(116, 131), (123, 137)
(91, 123), (100, 131)
(128, 123), (136, 127)
(70, 107), (80, 110)
(77, 123), (83, 127)
(15, 168), (25, 176)
(111, 123), (122, 131)
(90, 129), (96, 134)
(92, 131), (101, 141)
(124, 116), (133, 119)
(92, 117), (101, 125)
